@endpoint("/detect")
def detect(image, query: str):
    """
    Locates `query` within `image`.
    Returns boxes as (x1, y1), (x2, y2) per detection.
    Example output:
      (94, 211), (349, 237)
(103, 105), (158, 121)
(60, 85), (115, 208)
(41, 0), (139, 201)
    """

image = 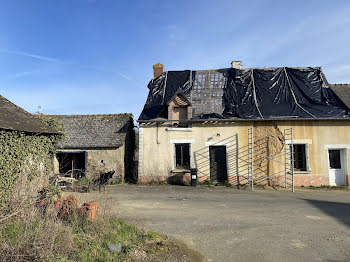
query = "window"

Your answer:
(293, 144), (307, 171)
(175, 143), (190, 169)
(168, 95), (191, 128)
(172, 107), (188, 127)
(329, 150), (341, 169)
